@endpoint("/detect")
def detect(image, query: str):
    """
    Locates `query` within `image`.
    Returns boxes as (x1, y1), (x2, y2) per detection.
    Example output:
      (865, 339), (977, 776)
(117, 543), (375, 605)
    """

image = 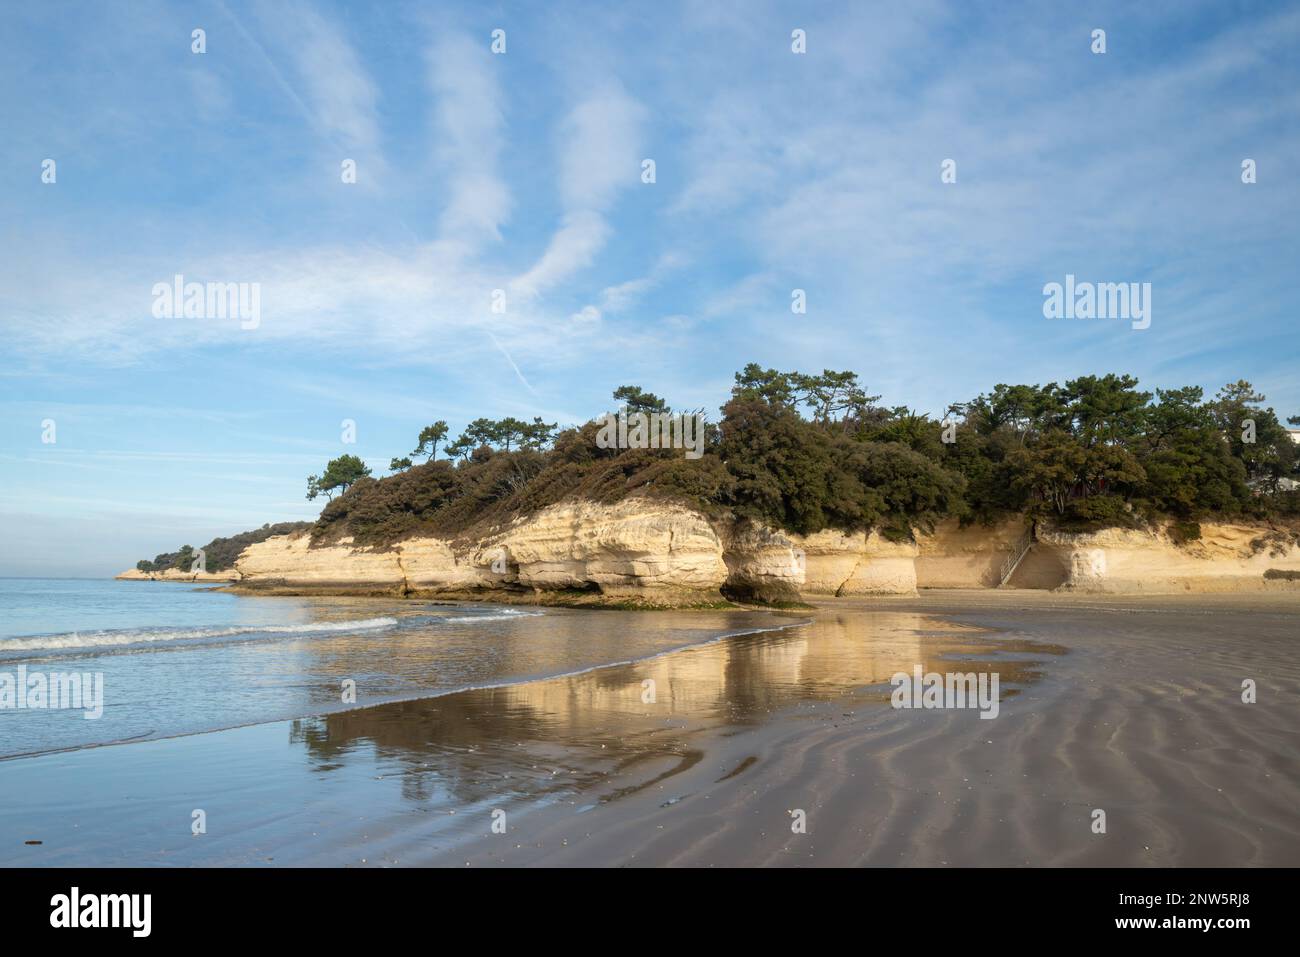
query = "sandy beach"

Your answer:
(422, 592), (1300, 867)
(3, 590), (1296, 868)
